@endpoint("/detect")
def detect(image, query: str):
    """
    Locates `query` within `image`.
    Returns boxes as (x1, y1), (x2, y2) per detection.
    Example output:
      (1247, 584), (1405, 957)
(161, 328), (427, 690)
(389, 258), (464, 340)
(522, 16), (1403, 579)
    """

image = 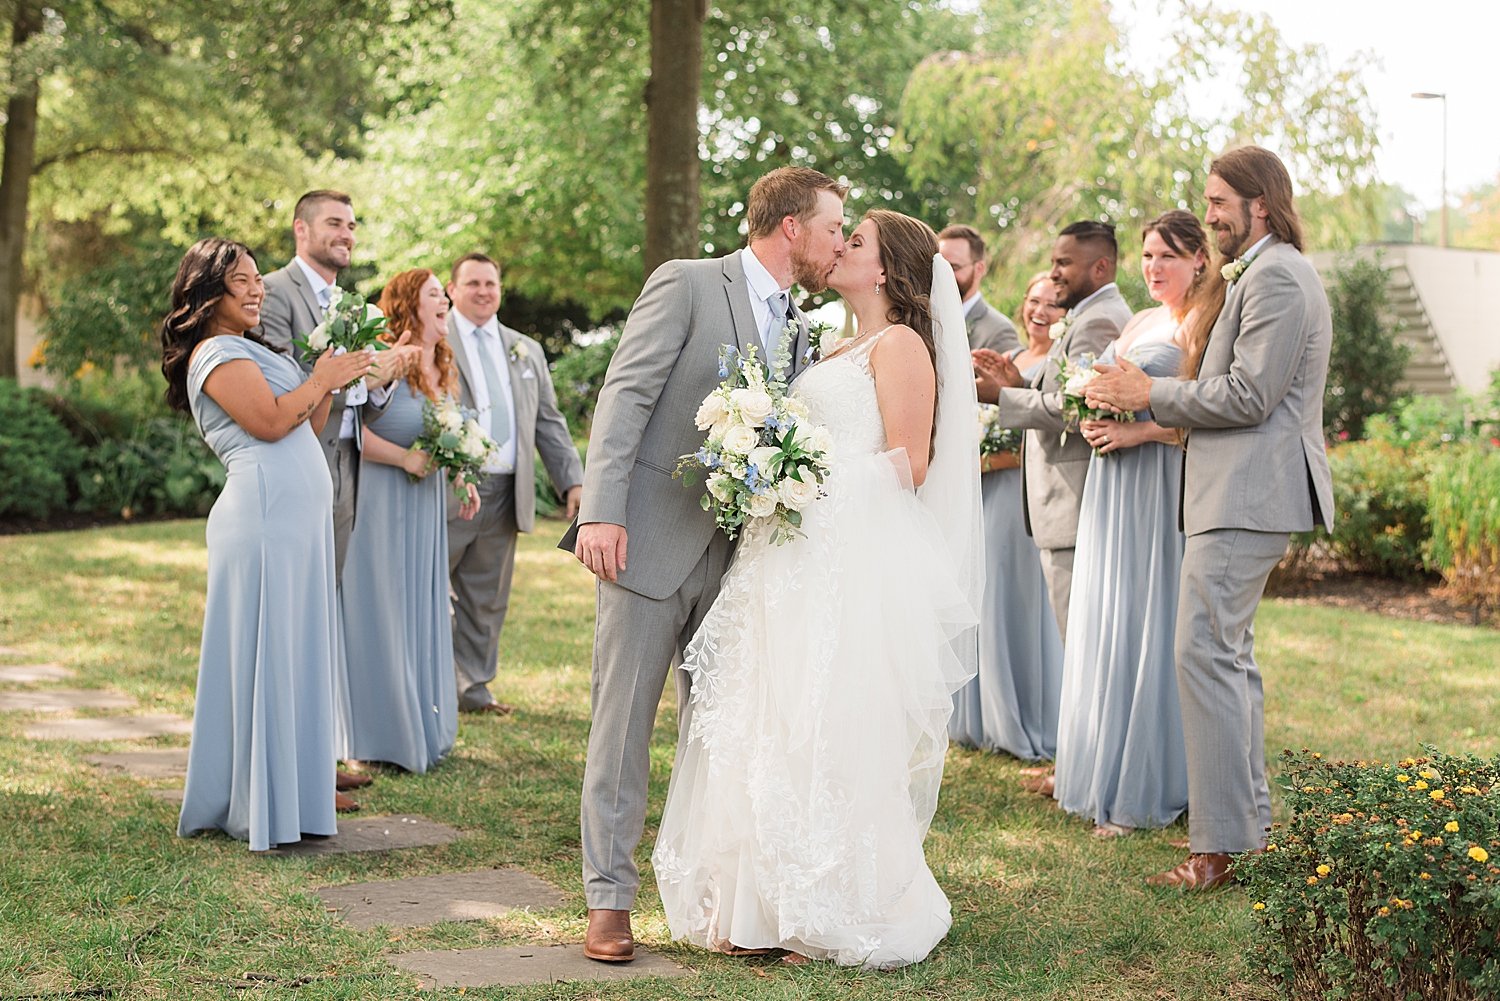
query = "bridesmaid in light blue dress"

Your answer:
(1052, 211), (1220, 837)
(951, 273), (1064, 760)
(342, 269), (477, 773)
(164, 238), (375, 851)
